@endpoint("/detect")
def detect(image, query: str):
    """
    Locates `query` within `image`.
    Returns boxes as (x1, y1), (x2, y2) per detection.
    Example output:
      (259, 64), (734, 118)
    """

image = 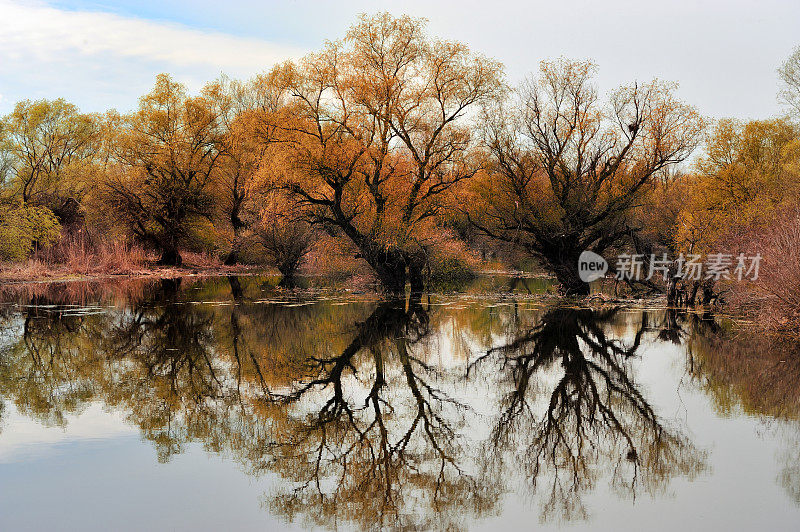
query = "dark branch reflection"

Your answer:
(471, 307), (706, 521)
(265, 297), (500, 530)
